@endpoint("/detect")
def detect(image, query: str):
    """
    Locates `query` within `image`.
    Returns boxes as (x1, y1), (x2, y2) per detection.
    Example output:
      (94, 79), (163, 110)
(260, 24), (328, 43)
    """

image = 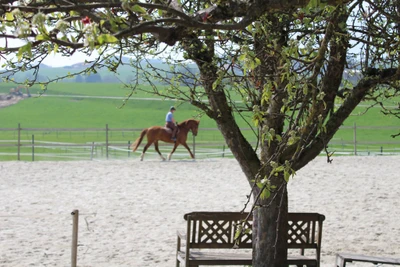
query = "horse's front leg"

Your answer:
(168, 143), (179, 161)
(154, 141), (166, 161)
(181, 142), (195, 159)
